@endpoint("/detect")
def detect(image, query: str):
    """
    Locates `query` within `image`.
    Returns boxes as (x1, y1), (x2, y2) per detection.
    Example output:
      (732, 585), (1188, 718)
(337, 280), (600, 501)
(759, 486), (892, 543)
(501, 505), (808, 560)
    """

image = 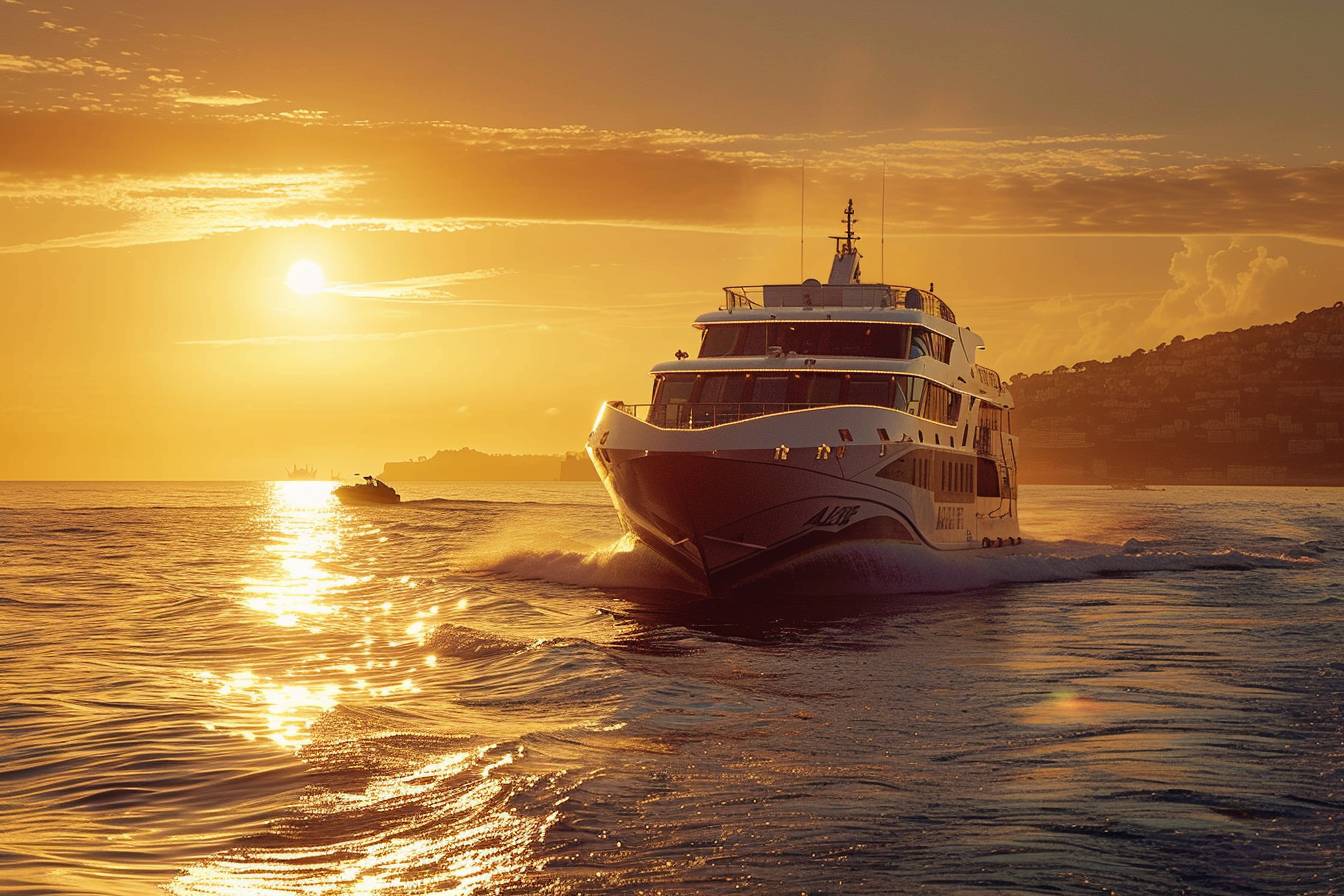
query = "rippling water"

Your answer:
(1, 481), (1340, 895)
